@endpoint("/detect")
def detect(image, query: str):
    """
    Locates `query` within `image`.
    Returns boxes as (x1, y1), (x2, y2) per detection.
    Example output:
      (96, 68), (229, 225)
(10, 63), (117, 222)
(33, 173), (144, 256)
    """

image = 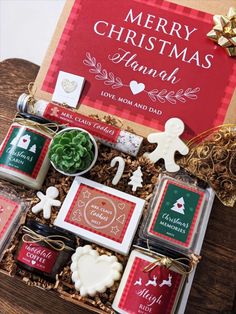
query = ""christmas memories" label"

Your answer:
(147, 180), (205, 248)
